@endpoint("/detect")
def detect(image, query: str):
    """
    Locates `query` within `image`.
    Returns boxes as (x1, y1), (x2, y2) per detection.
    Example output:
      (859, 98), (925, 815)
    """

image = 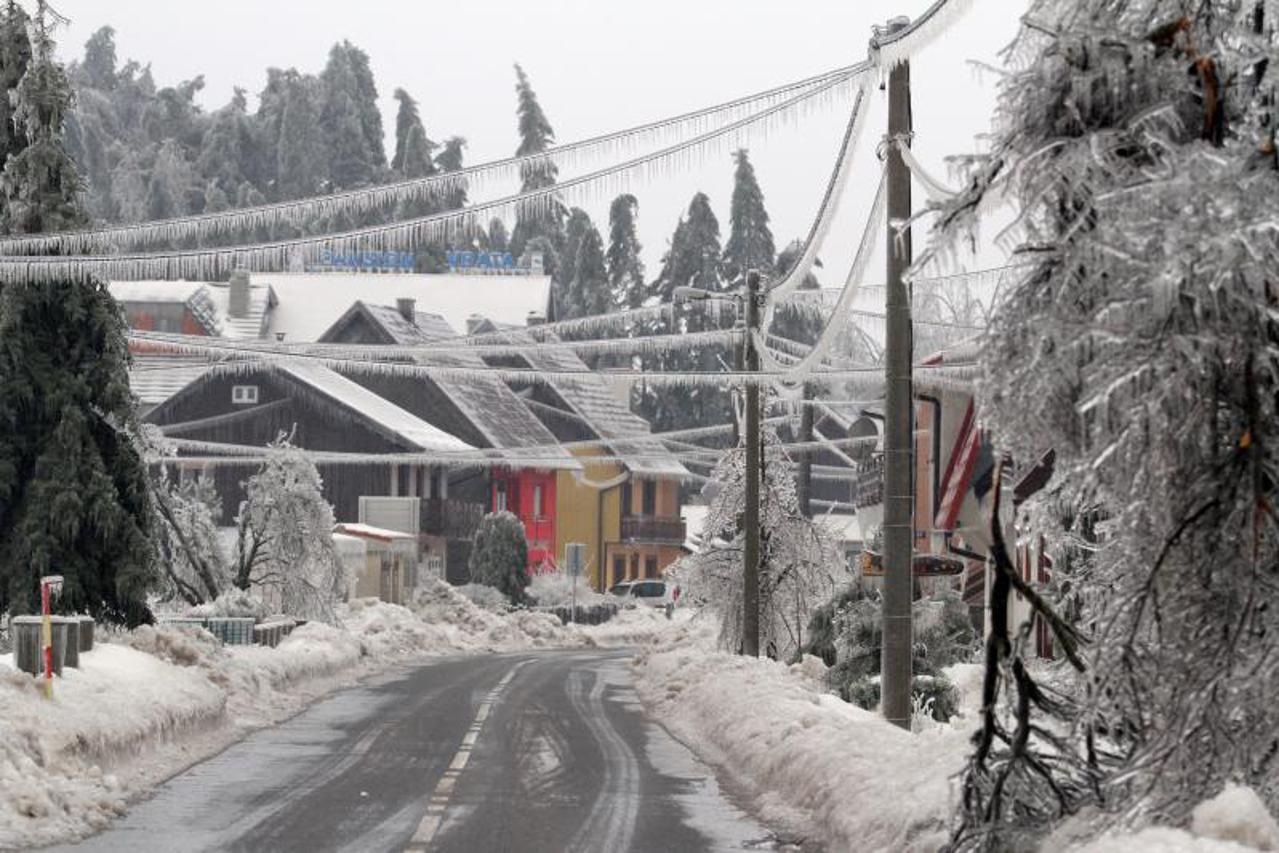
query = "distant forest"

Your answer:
(62, 25), (829, 430)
